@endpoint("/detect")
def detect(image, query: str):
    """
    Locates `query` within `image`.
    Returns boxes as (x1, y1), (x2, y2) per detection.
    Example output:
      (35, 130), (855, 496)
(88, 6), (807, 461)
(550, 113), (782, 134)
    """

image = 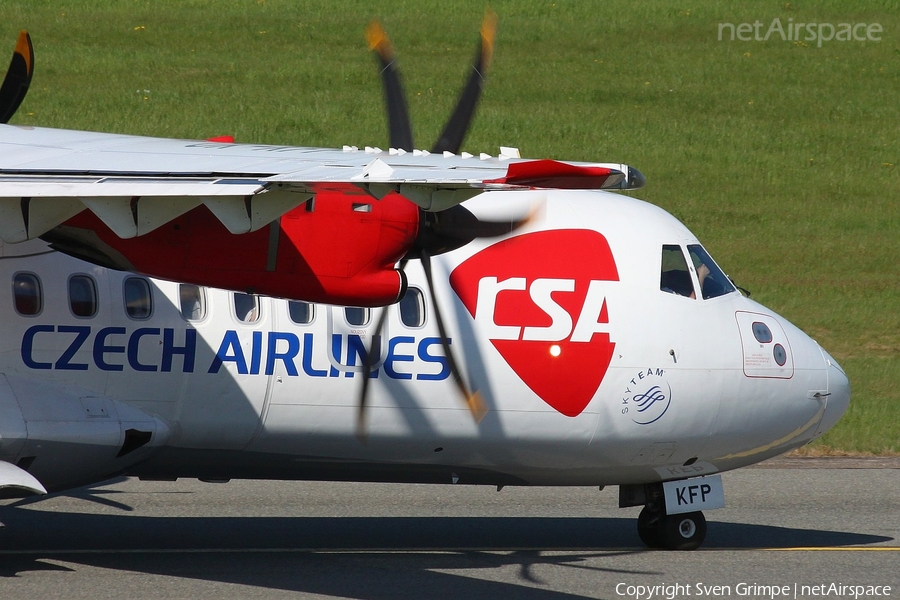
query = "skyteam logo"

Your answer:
(621, 368), (672, 425)
(449, 229), (619, 417)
